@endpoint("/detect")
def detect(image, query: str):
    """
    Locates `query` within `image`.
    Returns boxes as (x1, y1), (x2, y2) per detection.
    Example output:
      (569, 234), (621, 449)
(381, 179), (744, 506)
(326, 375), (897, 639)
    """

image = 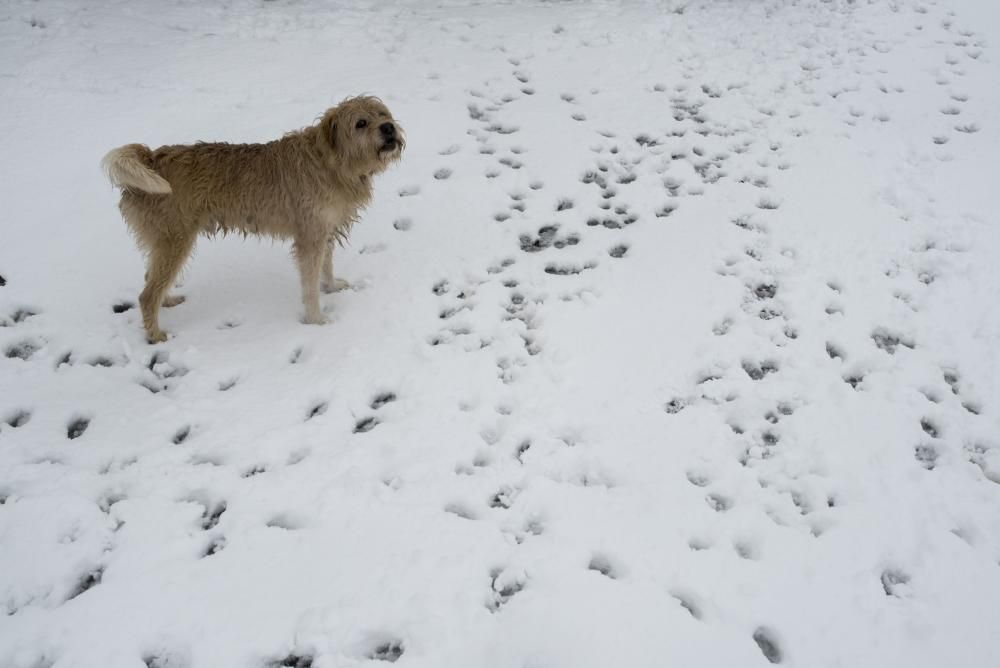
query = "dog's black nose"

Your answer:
(379, 122), (395, 137)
